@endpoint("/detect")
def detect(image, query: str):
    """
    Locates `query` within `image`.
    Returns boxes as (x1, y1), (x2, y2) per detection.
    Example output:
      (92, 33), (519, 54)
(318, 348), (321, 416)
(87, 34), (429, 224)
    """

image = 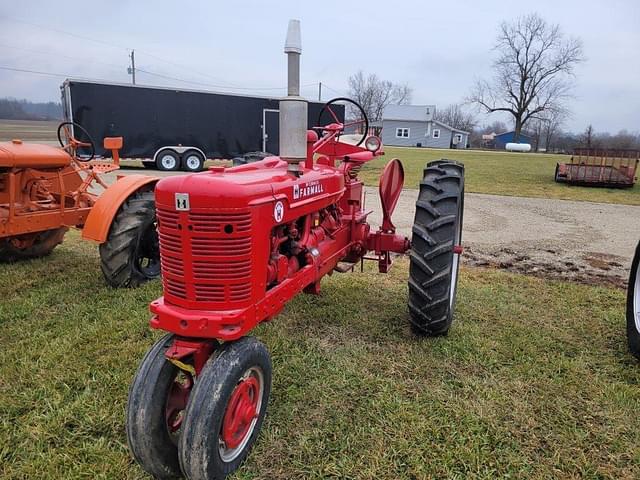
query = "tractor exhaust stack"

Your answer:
(279, 19), (308, 176)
